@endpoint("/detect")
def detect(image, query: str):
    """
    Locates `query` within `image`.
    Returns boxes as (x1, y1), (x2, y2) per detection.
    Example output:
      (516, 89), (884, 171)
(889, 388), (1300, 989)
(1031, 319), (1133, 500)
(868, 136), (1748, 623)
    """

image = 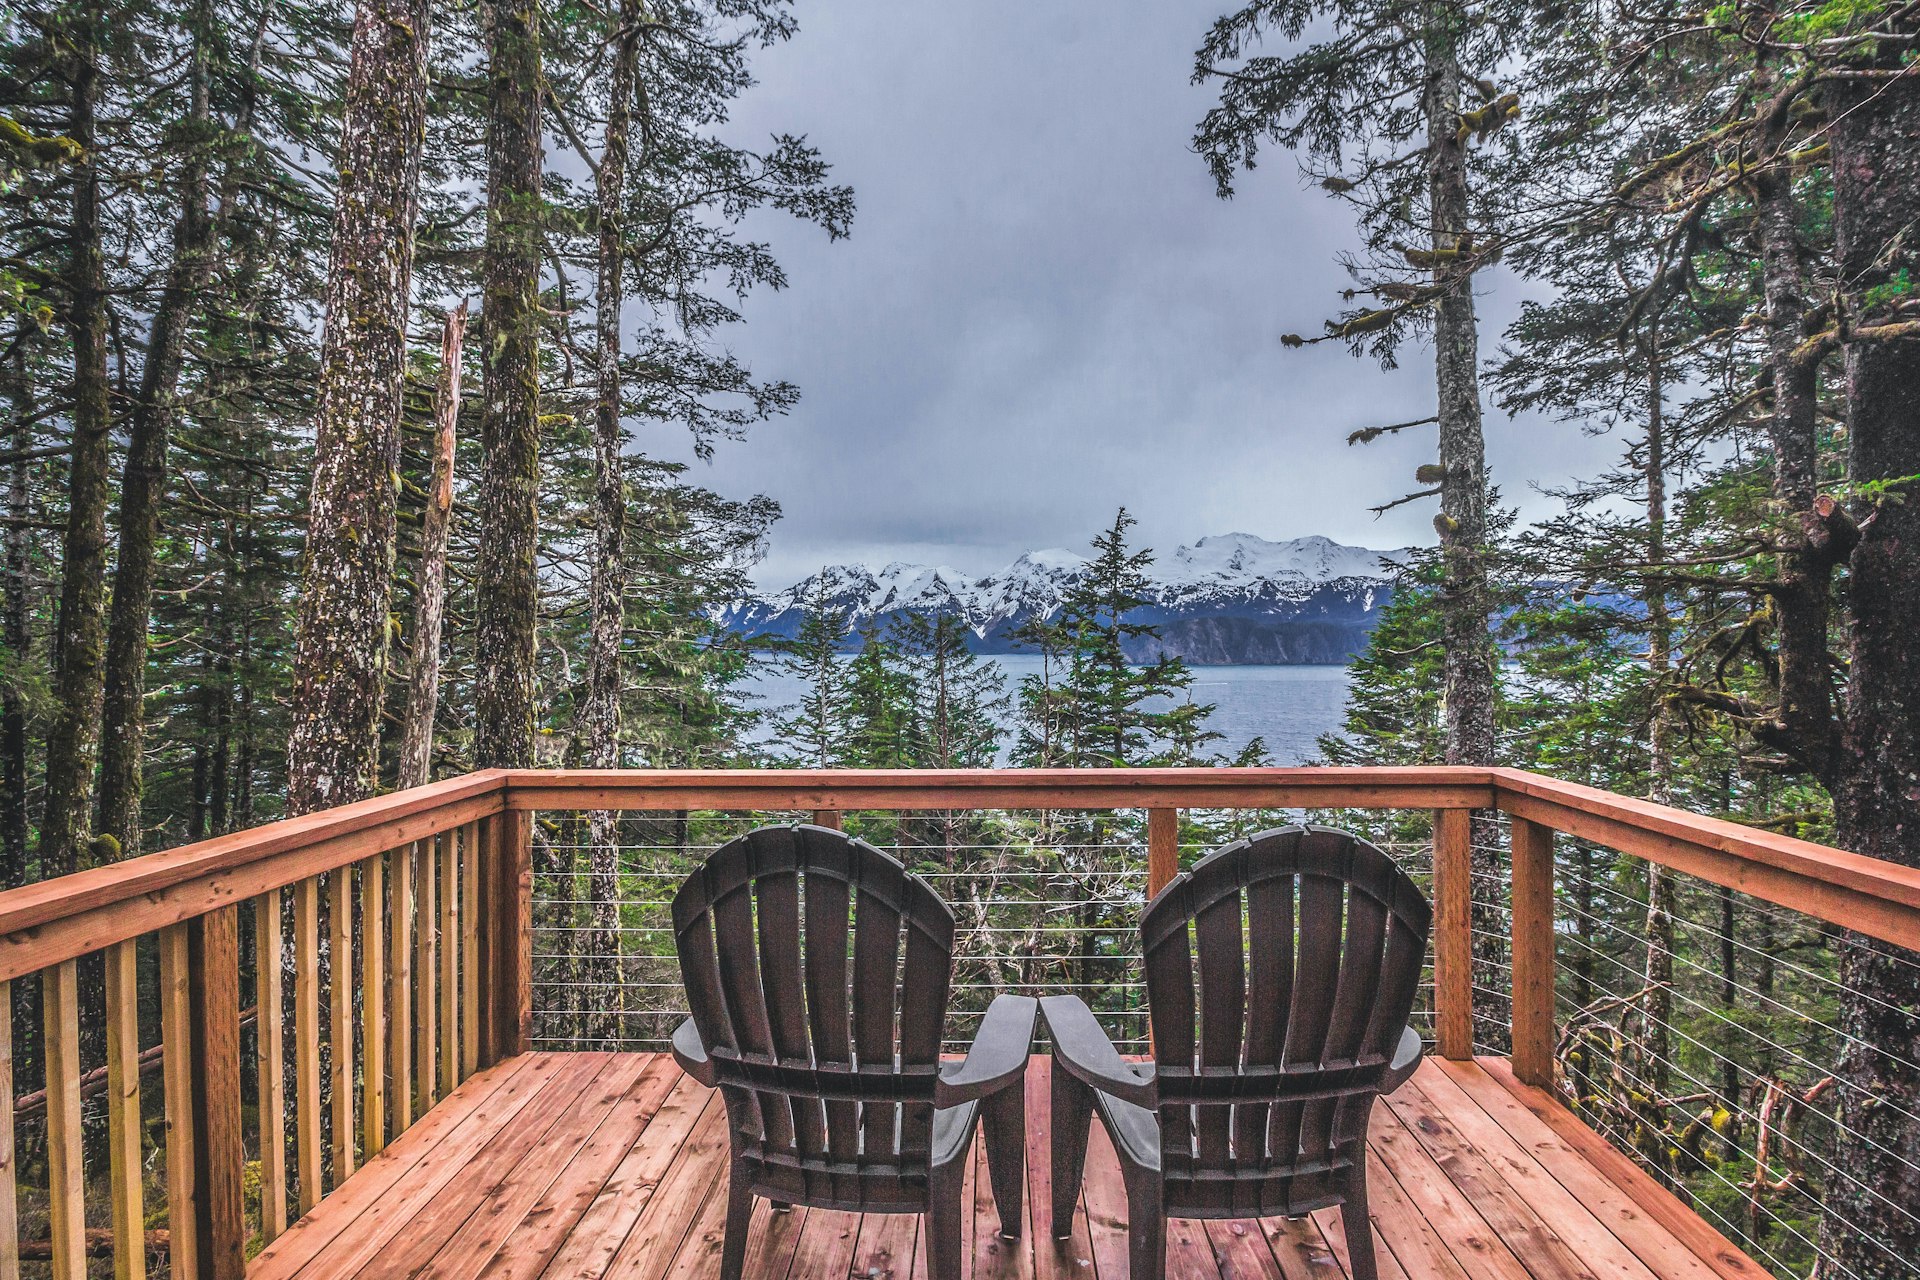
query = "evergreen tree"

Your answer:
(770, 591), (849, 769)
